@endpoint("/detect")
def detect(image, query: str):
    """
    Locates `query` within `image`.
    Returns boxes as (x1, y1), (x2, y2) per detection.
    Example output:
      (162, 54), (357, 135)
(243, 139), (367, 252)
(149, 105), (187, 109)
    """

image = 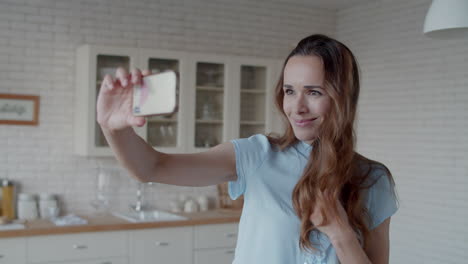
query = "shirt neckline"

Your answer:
(296, 140), (313, 155)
